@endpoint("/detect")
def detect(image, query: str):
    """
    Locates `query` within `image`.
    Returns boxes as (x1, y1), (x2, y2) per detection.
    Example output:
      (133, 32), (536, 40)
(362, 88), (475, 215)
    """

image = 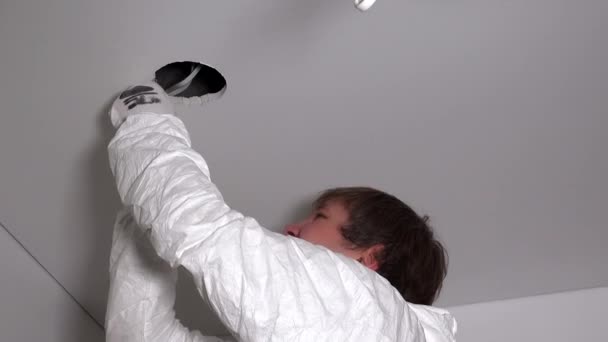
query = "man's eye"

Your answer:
(314, 213), (325, 220)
